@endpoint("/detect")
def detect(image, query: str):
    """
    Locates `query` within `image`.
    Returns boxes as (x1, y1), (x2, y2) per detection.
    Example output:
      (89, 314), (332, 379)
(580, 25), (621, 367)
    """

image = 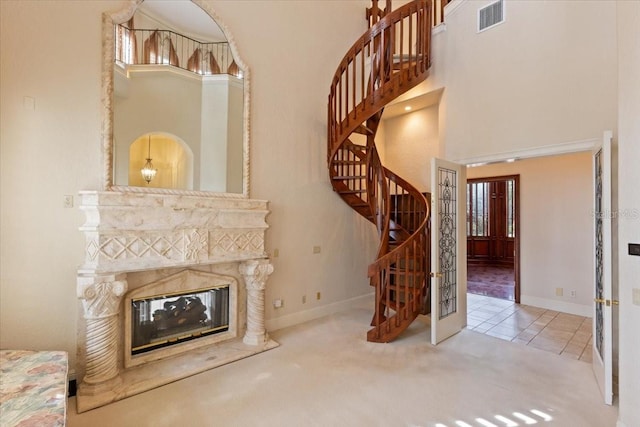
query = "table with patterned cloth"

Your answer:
(0, 350), (68, 427)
